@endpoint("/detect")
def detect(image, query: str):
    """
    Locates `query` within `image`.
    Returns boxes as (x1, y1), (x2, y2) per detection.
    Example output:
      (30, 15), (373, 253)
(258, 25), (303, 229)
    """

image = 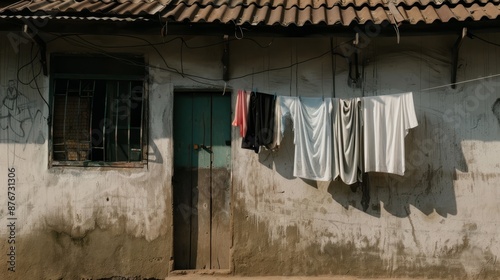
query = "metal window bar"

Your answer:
(63, 80), (69, 160)
(88, 81), (95, 161)
(77, 81), (82, 161)
(128, 81), (131, 162)
(85, 80), (96, 160)
(139, 82), (144, 161)
(69, 80), (94, 161)
(89, 80), (105, 161)
(52, 80), (66, 160)
(128, 82), (143, 161)
(103, 82), (108, 161)
(115, 82), (119, 162)
(54, 79), (145, 162)
(139, 83), (143, 160)
(53, 80), (70, 160)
